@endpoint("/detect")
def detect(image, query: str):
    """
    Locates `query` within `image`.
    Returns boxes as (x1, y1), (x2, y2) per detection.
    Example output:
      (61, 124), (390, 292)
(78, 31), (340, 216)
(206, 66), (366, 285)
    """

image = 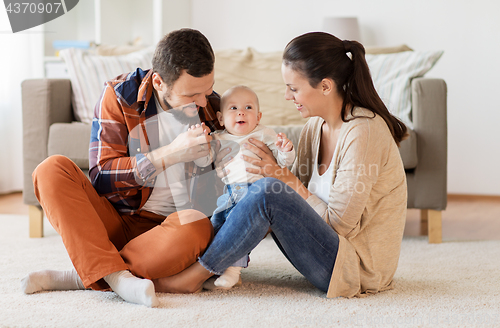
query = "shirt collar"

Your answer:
(137, 70), (155, 109)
